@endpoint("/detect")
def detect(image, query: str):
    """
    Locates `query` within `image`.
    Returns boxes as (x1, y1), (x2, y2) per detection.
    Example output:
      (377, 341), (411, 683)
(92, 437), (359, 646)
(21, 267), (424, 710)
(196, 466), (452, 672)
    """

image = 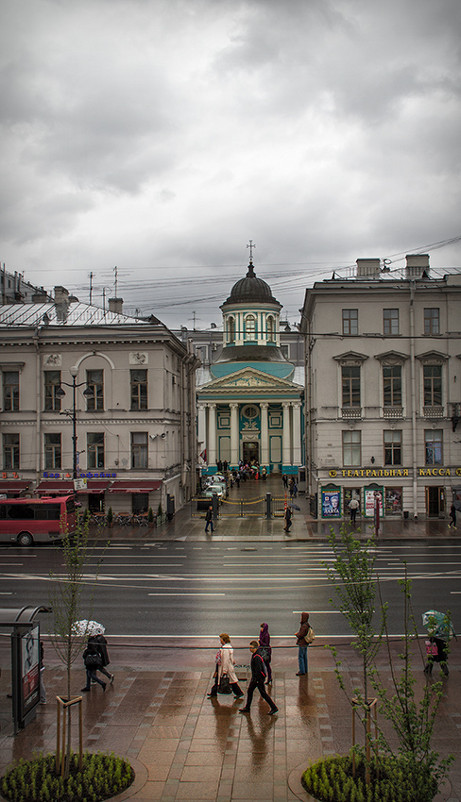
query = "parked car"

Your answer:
(203, 484), (225, 499)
